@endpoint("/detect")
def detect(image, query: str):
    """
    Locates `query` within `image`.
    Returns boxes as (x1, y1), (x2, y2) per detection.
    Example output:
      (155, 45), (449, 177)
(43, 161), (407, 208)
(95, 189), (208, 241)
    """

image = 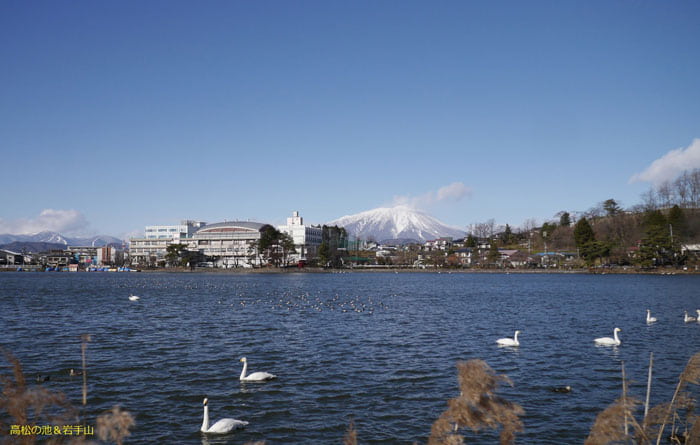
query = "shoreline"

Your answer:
(3, 266), (698, 275)
(96, 266), (700, 275)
